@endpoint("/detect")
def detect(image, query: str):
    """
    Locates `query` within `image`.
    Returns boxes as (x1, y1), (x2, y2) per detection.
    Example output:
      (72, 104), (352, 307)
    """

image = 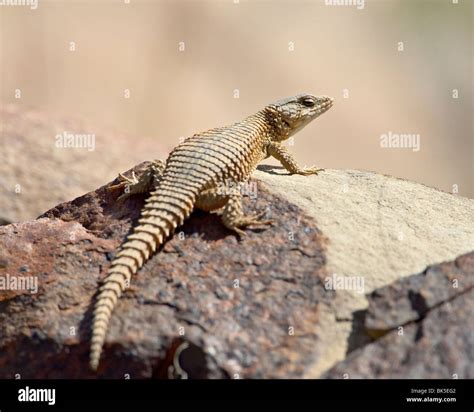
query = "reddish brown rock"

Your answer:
(324, 252), (474, 379)
(0, 163), (331, 378)
(365, 252), (474, 335)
